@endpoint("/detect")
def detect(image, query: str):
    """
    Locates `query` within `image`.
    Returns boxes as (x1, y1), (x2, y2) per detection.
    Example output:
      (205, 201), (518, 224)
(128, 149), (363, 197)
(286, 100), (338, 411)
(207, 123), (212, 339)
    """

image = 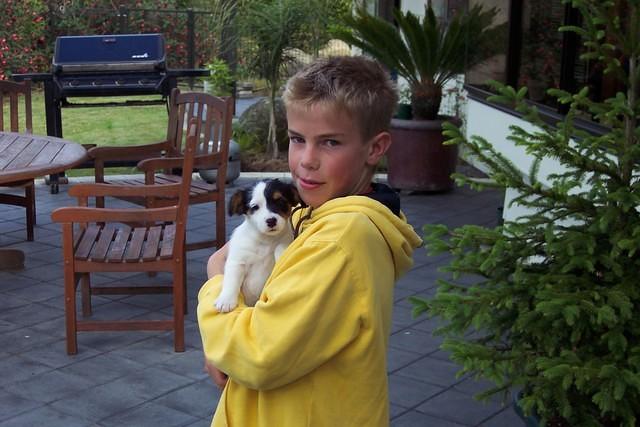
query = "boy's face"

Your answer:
(287, 103), (391, 208)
